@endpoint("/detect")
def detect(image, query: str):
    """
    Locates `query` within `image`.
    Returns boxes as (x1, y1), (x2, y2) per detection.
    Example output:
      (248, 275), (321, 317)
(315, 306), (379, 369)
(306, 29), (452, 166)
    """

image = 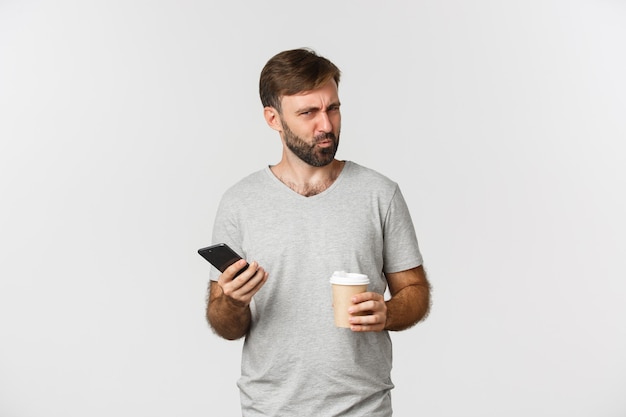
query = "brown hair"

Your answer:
(259, 48), (341, 112)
